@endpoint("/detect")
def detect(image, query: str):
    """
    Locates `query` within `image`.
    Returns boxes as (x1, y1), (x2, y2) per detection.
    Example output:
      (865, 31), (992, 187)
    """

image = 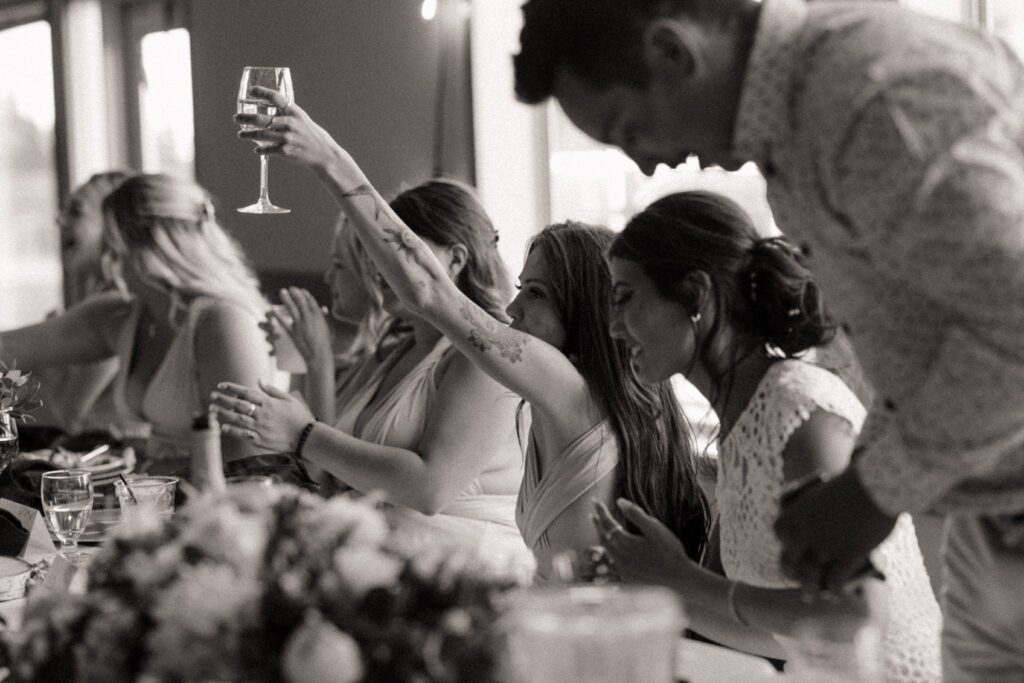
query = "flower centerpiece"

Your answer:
(0, 361), (42, 423)
(1, 485), (521, 682)
(0, 360), (43, 472)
